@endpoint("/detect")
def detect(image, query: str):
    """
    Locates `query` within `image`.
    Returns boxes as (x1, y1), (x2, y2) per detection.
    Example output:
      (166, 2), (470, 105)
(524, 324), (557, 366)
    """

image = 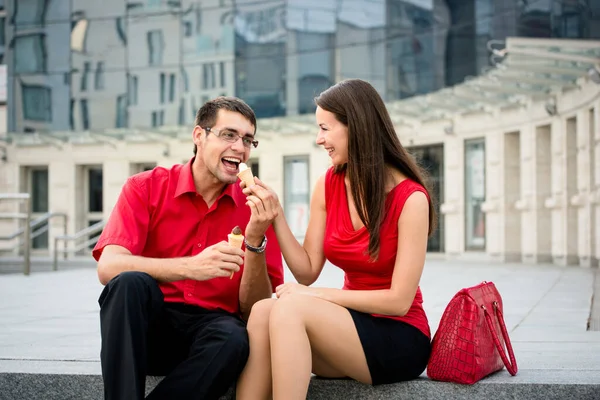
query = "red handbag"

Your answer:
(426, 281), (518, 384)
